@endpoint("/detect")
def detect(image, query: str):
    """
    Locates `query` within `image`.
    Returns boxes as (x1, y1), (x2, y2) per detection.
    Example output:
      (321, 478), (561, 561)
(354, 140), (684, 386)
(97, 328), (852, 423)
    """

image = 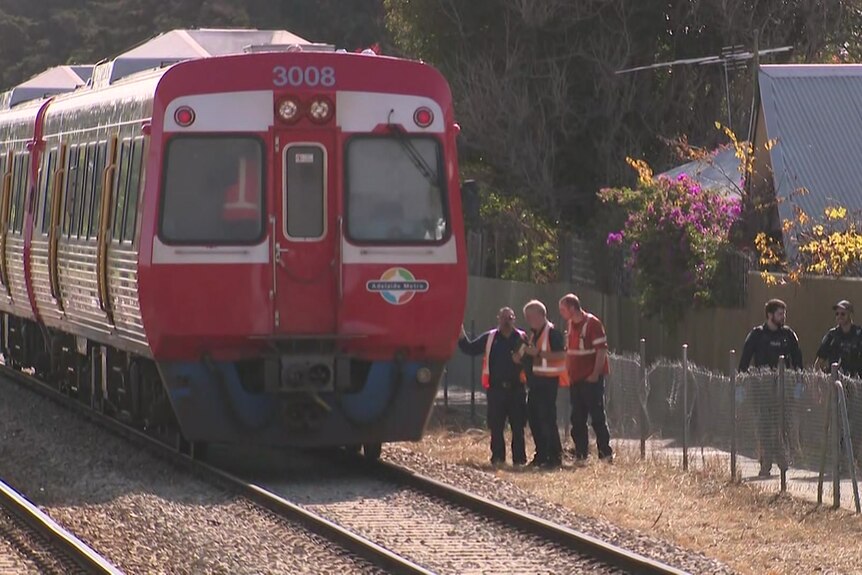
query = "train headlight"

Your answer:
(308, 97), (333, 123)
(416, 367), (433, 384)
(277, 97), (301, 123)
